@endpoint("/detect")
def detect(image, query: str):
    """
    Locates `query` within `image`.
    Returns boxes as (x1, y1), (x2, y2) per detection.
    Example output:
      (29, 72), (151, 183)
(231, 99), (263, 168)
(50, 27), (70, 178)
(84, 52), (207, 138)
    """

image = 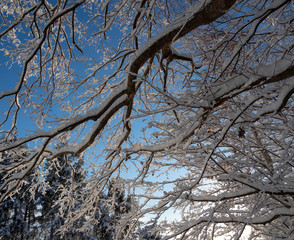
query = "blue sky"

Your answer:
(0, 52), (40, 138)
(0, 0), (190, 189)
